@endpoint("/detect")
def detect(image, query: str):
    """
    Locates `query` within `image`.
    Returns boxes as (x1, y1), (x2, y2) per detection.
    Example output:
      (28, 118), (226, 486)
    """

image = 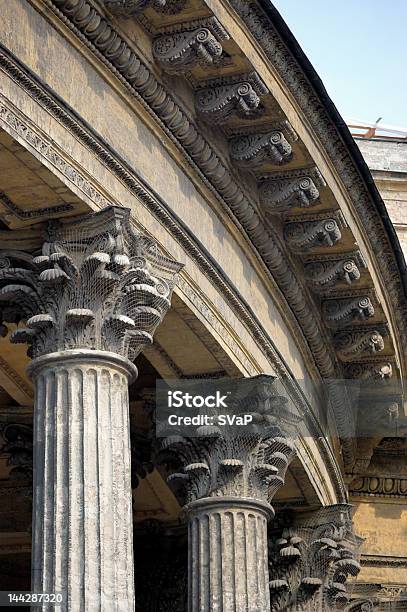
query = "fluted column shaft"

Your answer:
(187, 497), (273, 612)
(29, 350), (137, 612)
